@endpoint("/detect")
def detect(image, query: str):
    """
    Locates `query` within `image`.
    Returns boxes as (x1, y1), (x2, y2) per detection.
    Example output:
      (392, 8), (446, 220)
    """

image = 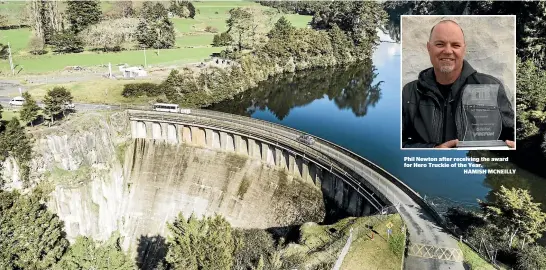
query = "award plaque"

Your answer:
(456, 84), (508, 149)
